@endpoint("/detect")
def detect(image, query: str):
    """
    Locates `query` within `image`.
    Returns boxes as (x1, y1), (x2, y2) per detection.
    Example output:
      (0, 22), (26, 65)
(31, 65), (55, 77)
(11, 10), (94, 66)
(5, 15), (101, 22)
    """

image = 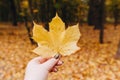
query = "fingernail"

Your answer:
(54, 54), (61, 59)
